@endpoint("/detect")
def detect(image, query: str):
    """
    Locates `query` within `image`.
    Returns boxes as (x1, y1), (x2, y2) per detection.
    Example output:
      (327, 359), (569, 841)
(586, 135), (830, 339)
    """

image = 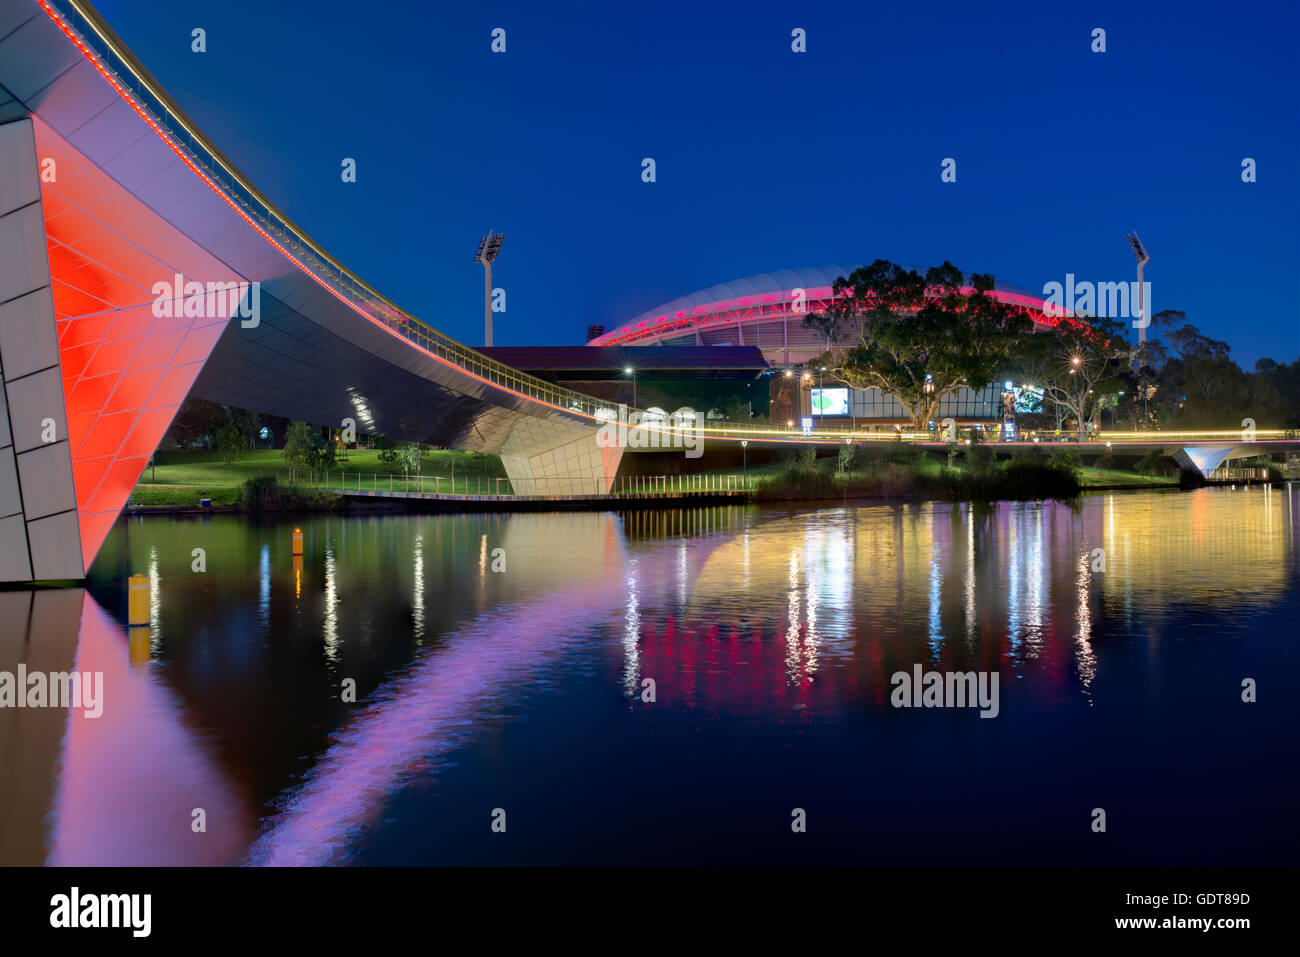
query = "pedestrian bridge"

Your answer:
(1, 0), (642, 581)
(0, 0), (1295, 584)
